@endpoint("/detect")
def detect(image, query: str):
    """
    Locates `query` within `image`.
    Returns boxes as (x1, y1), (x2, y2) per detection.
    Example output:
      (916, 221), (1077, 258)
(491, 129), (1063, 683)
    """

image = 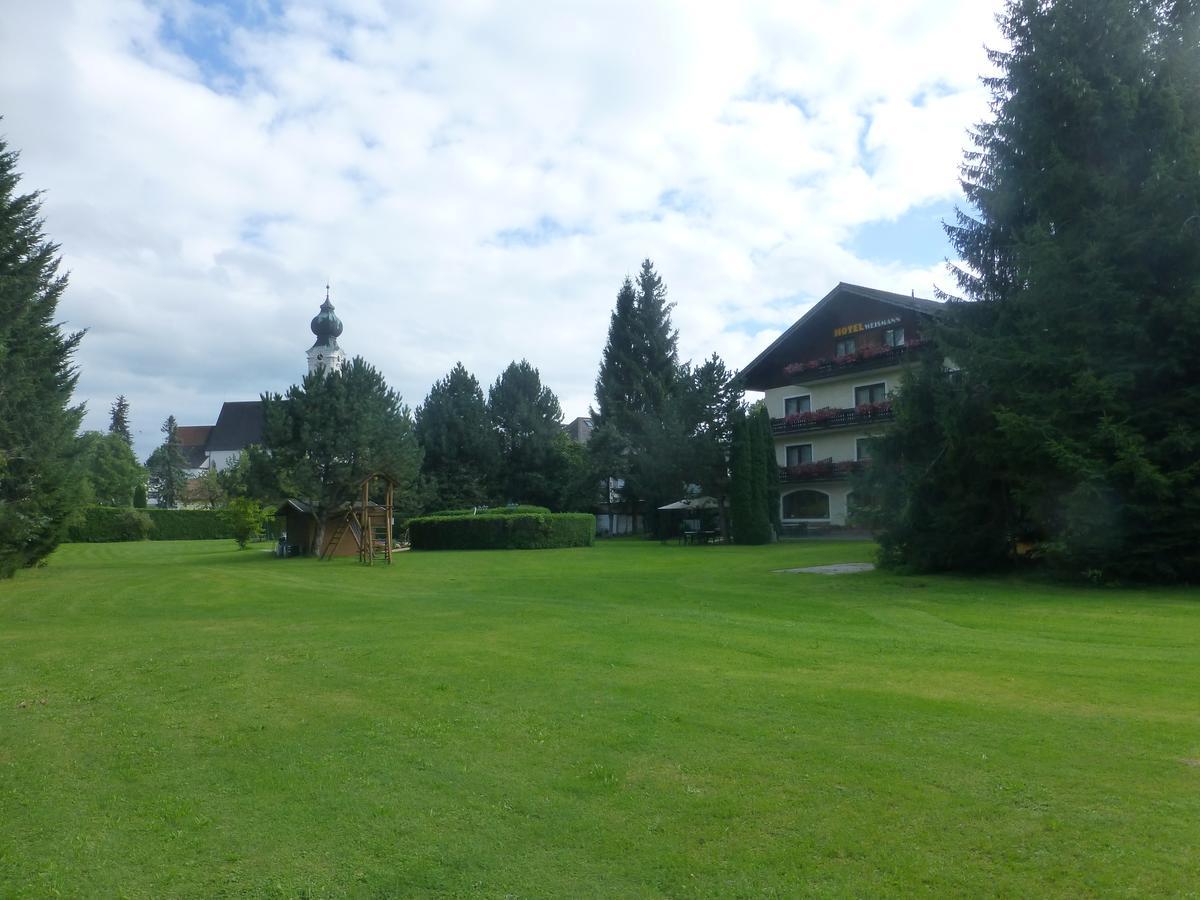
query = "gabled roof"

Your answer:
(207, 401), (265, 451)
(740, 282), (947, 387)
(176, 425), (212, 447)
(175, 425), (213, 468)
